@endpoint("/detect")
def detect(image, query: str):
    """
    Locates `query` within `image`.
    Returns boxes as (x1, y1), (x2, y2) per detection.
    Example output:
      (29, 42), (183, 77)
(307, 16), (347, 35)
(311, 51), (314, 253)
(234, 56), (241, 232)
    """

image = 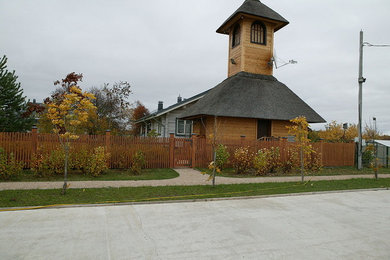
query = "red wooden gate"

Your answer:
(173, 138), (192, 168)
